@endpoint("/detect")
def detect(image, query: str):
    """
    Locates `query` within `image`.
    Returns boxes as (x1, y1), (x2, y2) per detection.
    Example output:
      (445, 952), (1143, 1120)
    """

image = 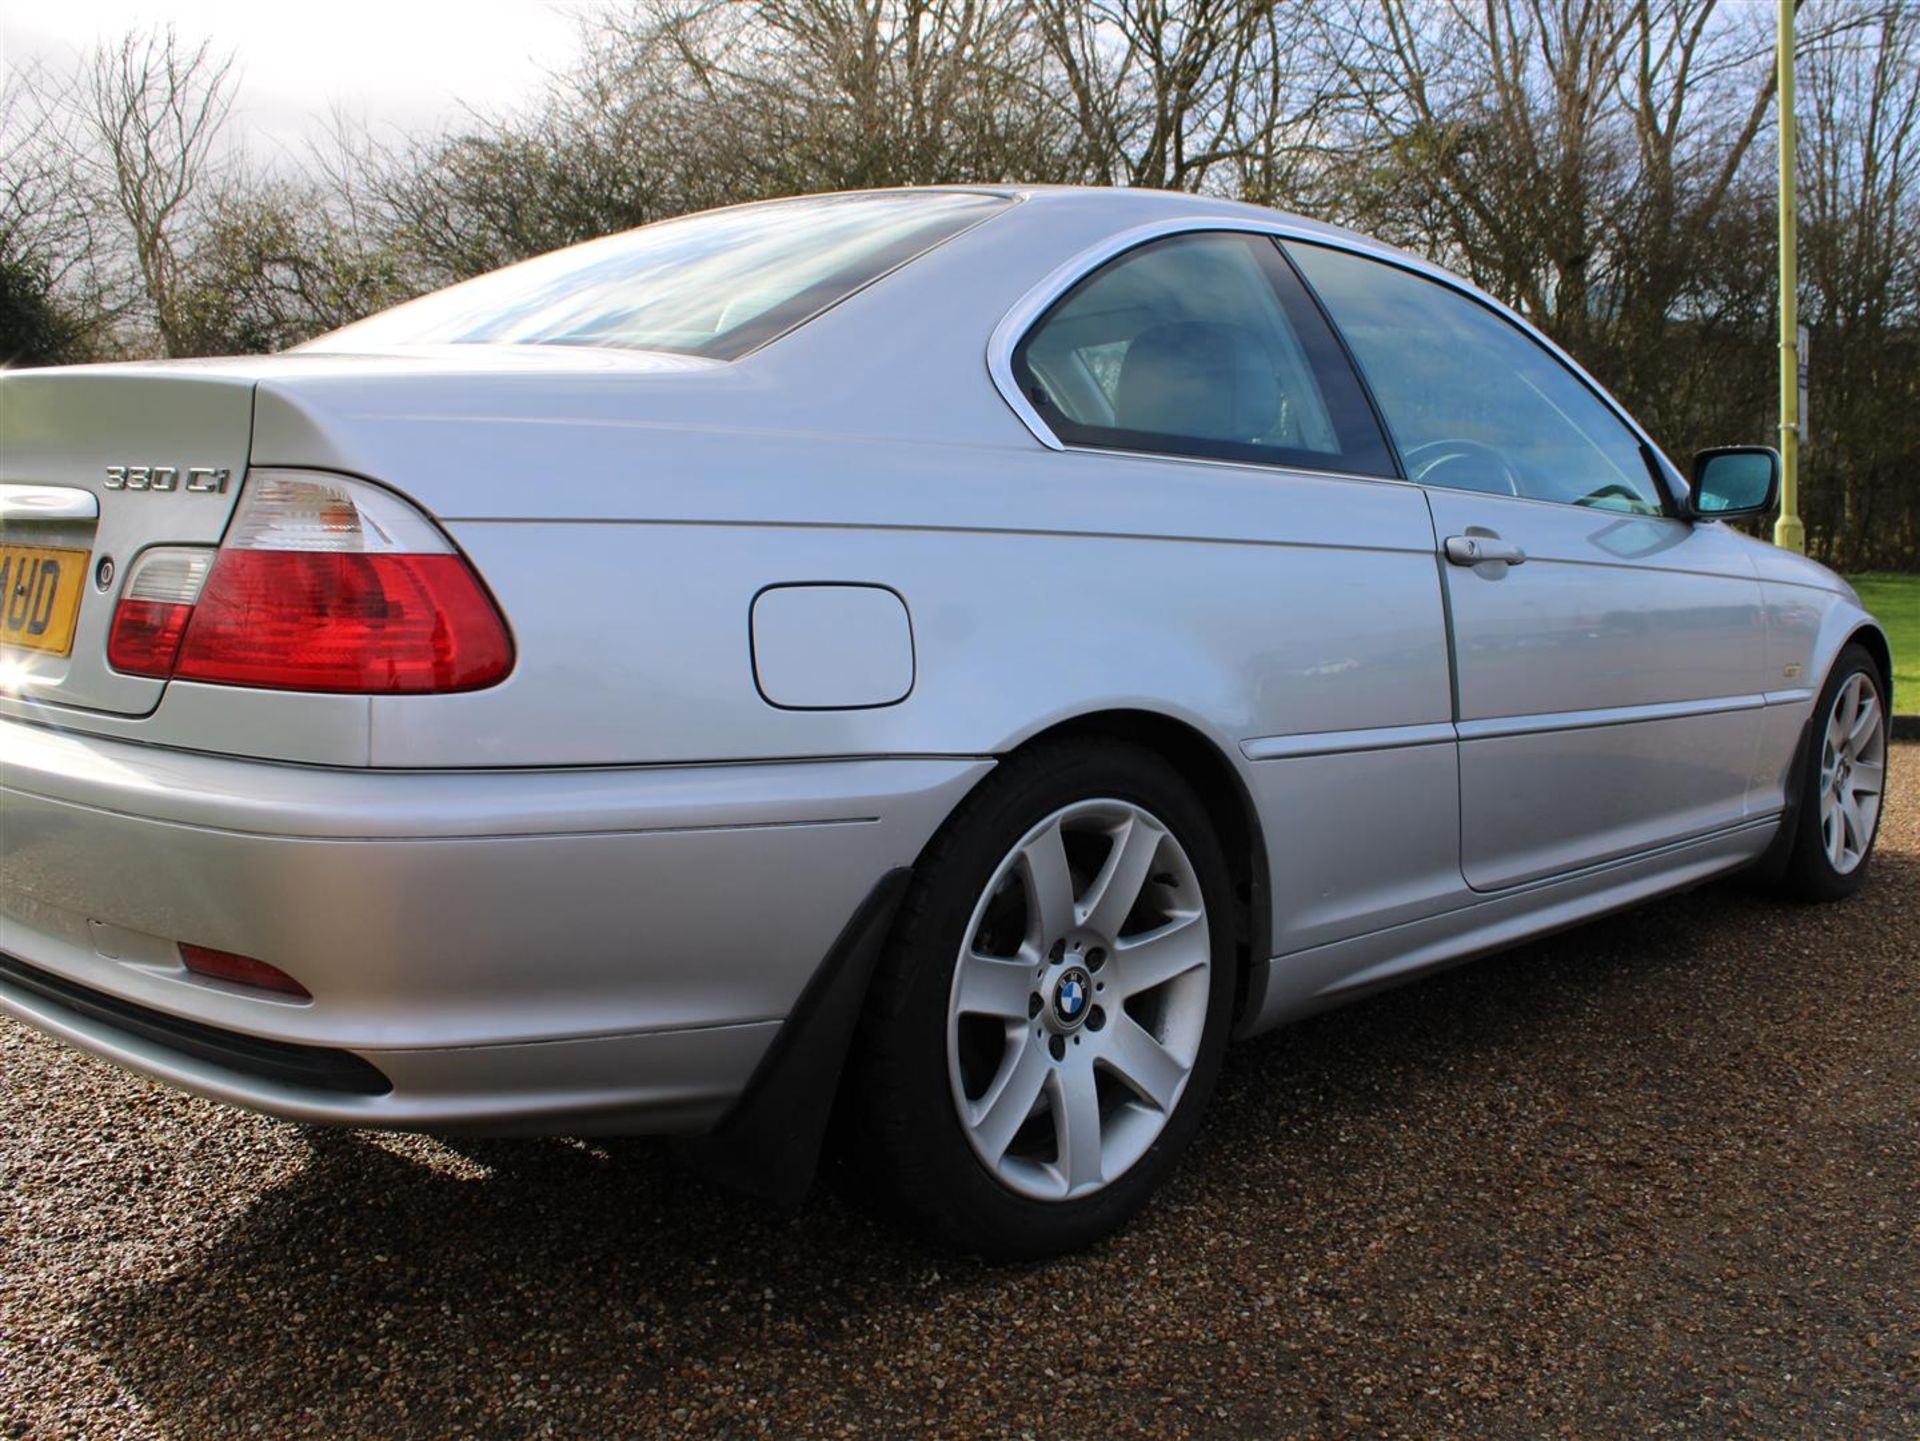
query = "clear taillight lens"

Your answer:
(108, 471), (513, 693)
